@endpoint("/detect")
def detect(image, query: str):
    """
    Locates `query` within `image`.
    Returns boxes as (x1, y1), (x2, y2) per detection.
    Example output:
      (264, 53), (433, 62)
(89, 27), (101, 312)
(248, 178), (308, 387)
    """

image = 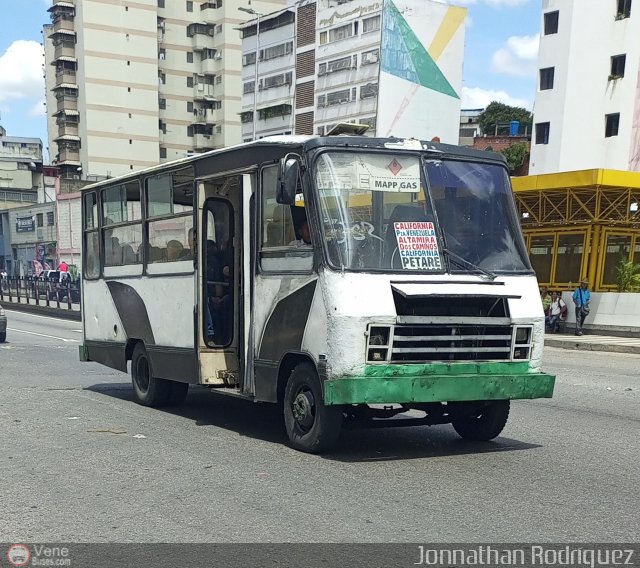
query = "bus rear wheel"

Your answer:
(452, 400), (510, 441)
(131, 343), (171, 407)
(283, 362), (342, 454)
